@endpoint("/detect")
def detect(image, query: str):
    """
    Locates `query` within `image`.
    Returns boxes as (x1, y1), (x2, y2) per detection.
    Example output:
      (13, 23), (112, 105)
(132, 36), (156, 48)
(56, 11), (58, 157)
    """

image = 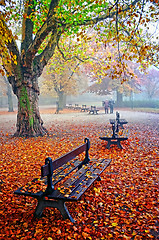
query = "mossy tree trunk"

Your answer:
(15, 83), (47, 137)
(4, 0), (62, 137)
